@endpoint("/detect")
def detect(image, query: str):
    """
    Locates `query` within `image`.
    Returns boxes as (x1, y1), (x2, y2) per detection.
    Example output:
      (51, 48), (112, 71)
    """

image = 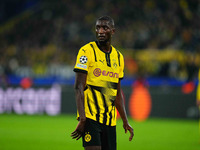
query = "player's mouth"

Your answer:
(98, 35), (106, 40)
